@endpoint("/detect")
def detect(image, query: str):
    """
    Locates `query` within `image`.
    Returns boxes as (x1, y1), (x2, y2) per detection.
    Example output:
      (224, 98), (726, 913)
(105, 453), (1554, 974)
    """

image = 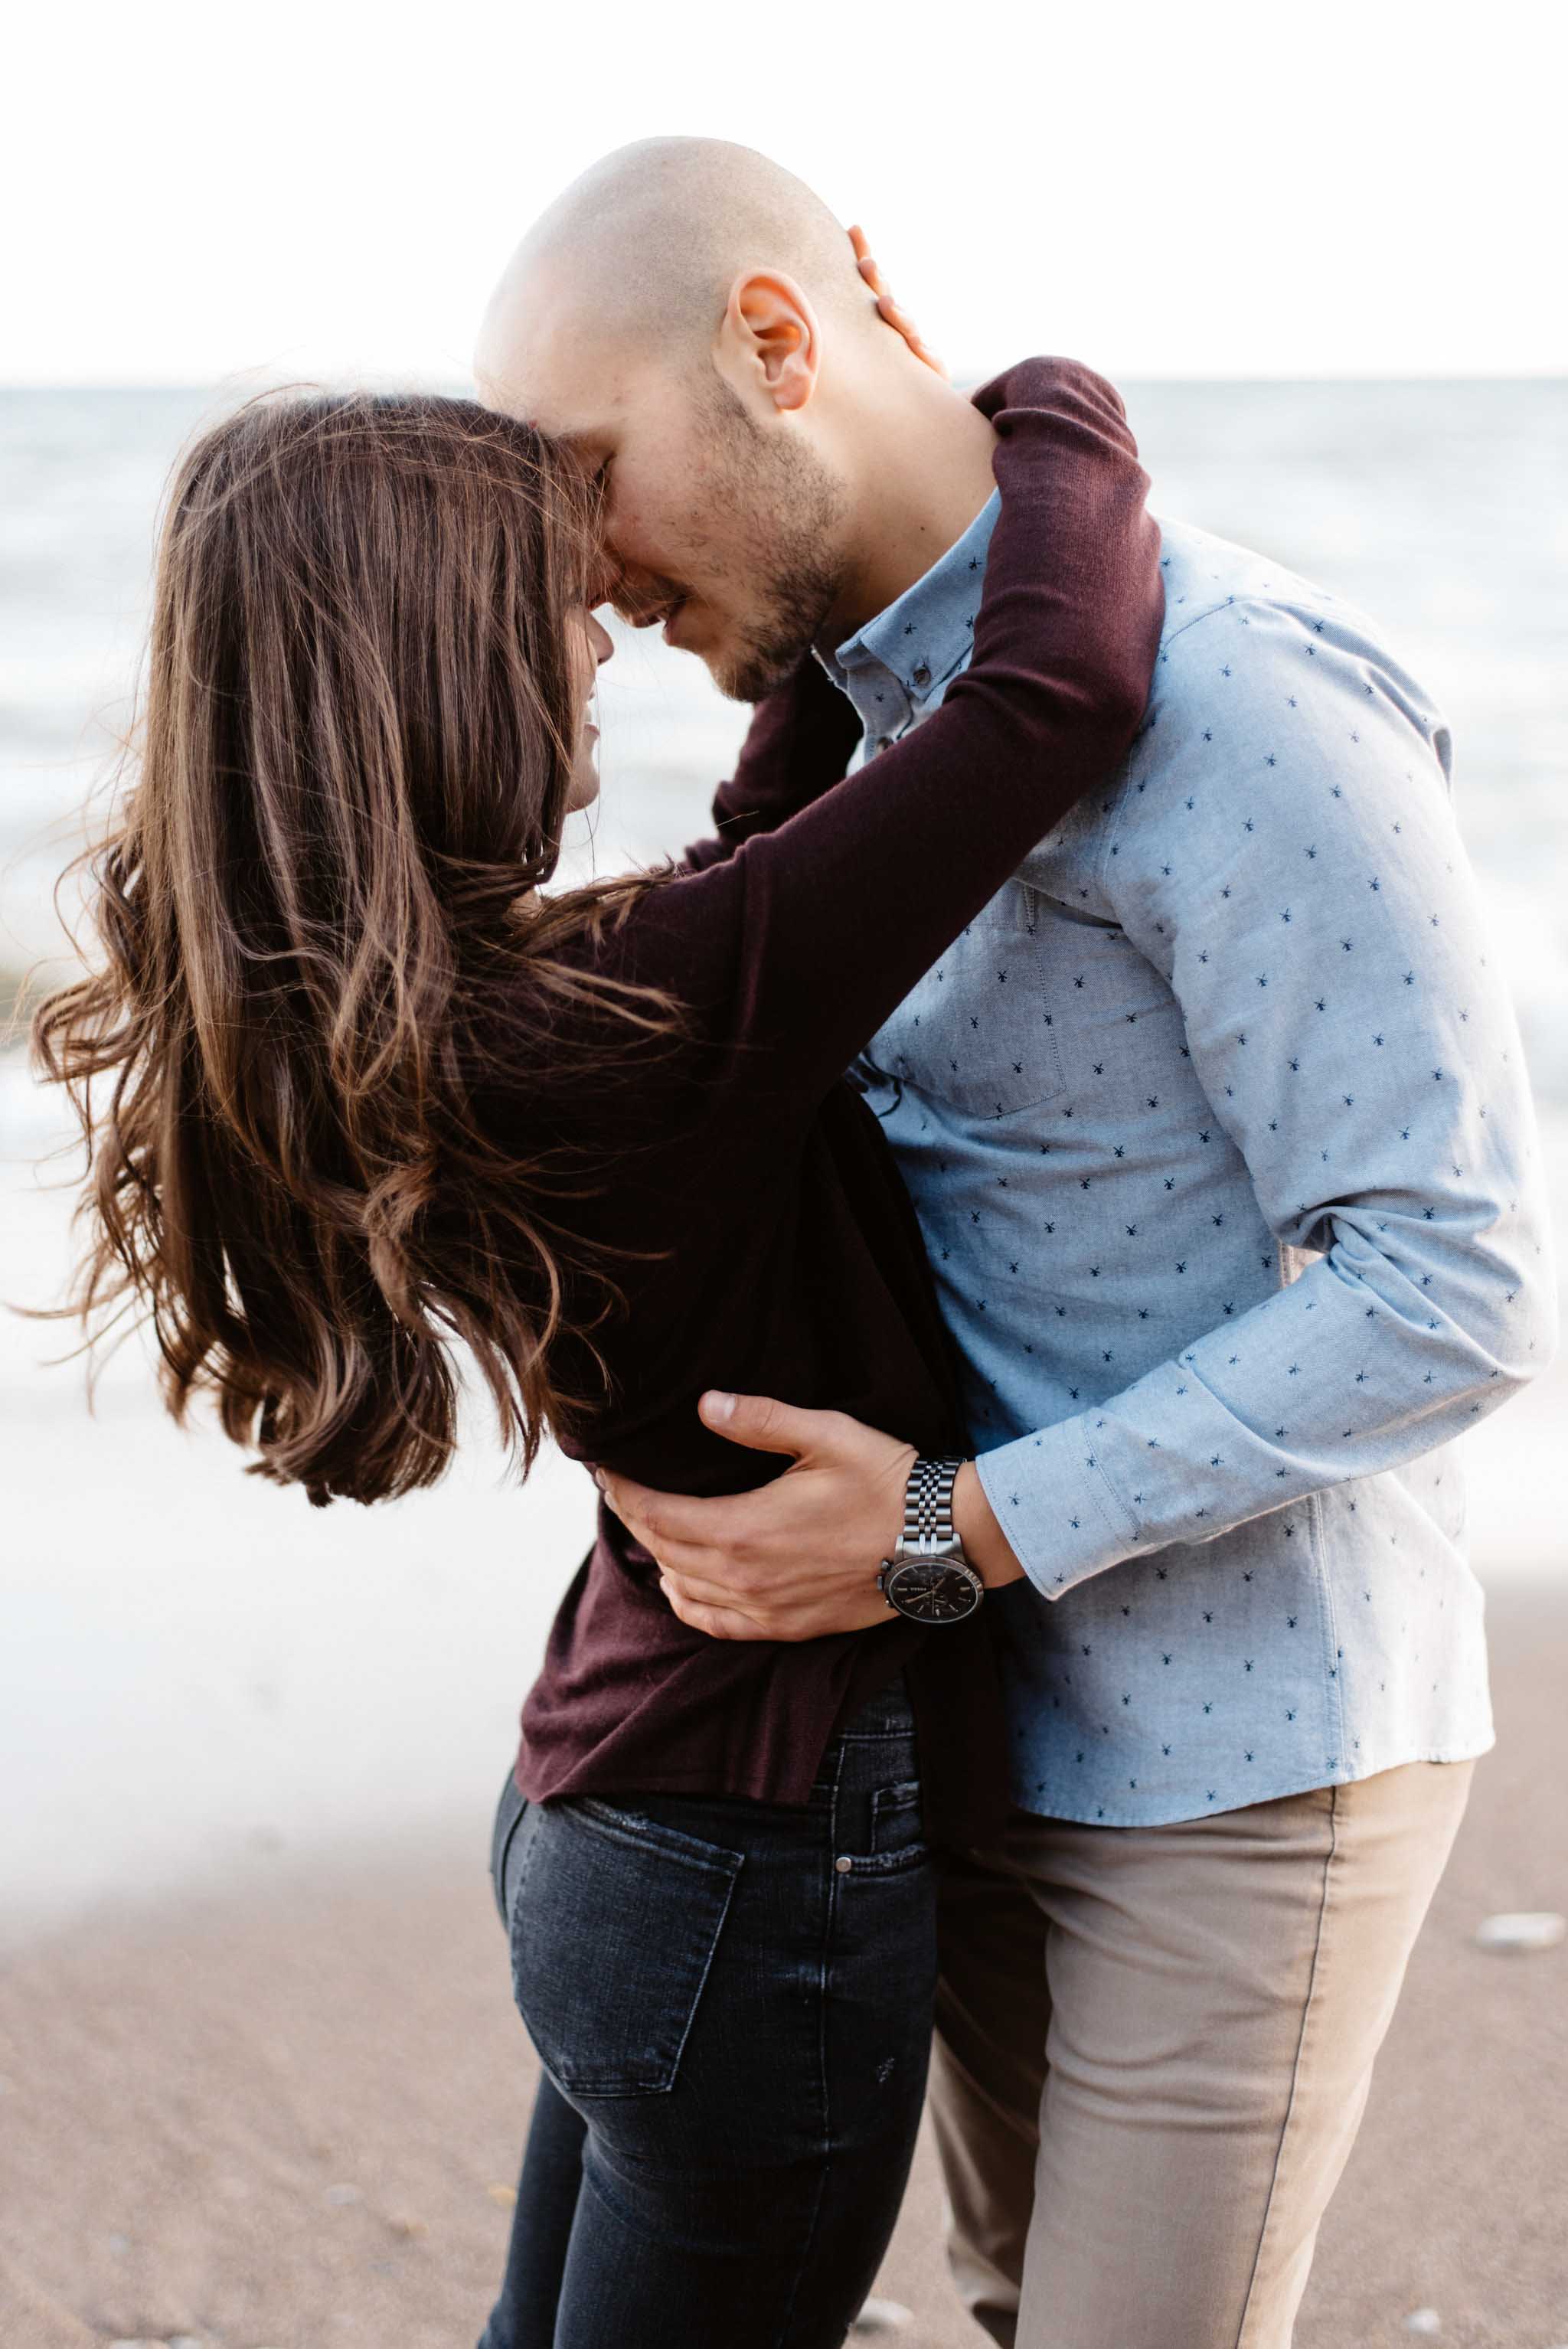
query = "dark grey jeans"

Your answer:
(478, 1679), (936, 2349)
